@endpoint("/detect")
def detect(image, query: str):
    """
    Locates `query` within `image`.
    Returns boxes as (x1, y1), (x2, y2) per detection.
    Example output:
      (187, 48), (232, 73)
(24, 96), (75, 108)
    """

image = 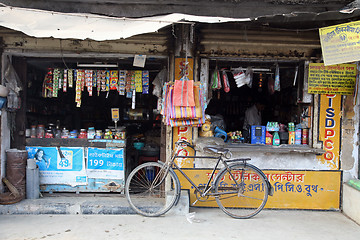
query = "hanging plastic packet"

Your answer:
(245, 66), (253, 88)
(117, 70), (126, 95)
(42, 69), (53, 98)
(221, 69), (230, 93)
(232, 69), (248, 88)
(135, 70), (142, 93)
(68, 69), (73, 88)
(268, 75), (275, 95)
(211, 68), (221, 90)
(63, 69), (67, 92)
(96, 71), (101, 96)
(93, 70), (97, 88)
(130, 71), (136, 92)
(293, 66), (299, 86)
(110, 70), (118, 90)
(75, 70), (83, 107)
(211, 70), (218, 89)
(125, 71), (132, 94)
(275, 63), (280, 91)
(85, 70), (93, 96)
(105, 71), (110, 92)
(58, 69), (63, 90)
(131, 89), (136, 109)
(142, 70), (149, 94)
(52, 68), (60, 97)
